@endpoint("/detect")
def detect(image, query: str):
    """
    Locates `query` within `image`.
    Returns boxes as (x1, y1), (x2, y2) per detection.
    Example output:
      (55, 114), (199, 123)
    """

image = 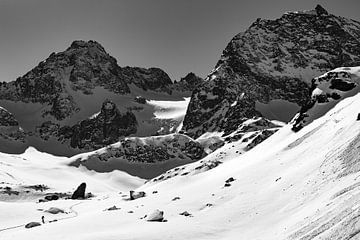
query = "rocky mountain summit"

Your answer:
(0, 40), (192, 155)
(182, 5), (360, 139)
(0, 40), (173, 121)
(172, 72), (204, 92)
